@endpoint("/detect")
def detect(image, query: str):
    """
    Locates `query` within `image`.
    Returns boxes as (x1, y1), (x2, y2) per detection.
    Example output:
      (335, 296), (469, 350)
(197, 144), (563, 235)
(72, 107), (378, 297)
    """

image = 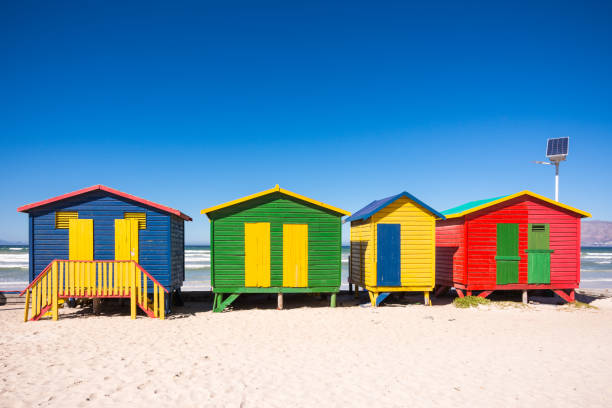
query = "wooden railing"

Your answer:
(20, 260), (168, 322)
